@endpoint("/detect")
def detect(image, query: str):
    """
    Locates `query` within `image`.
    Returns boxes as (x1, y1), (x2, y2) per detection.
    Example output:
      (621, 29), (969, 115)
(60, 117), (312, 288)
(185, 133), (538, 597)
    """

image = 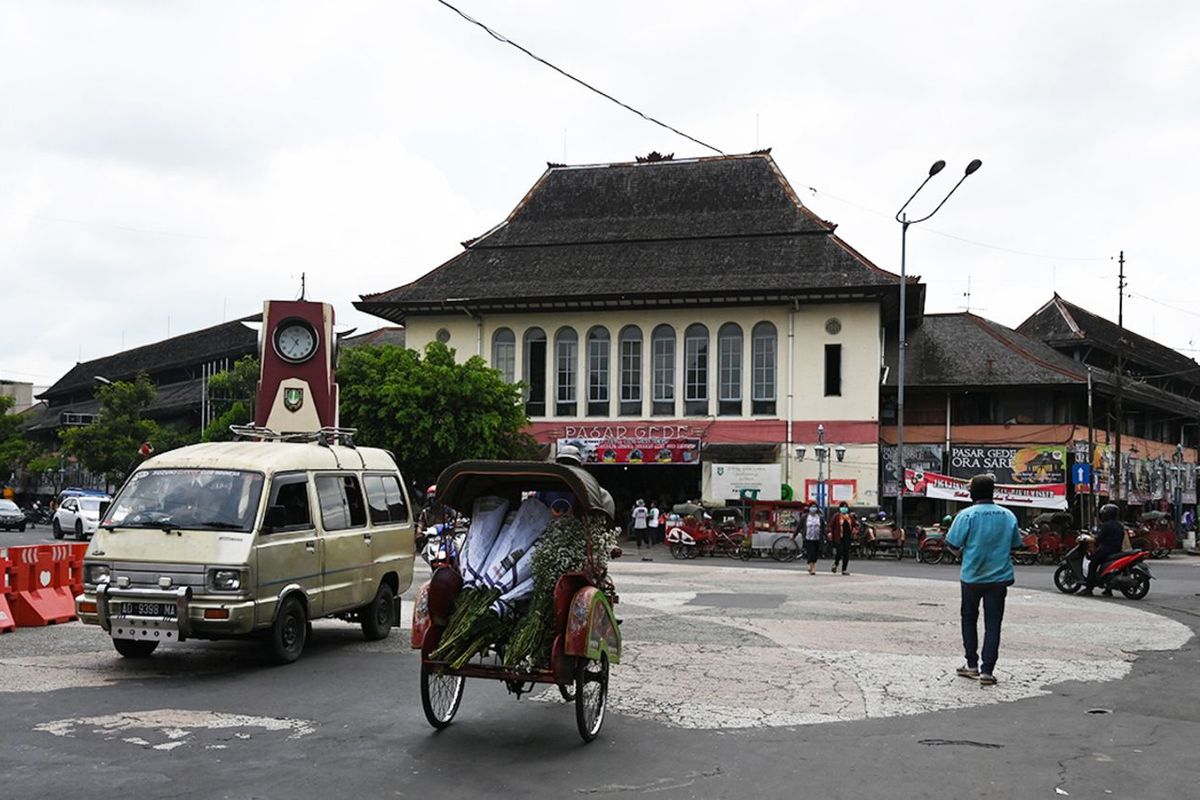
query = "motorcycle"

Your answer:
(22, 502), (53, 528)
(1053, 533), (1152, 600)
(419, 521), (463, 569)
